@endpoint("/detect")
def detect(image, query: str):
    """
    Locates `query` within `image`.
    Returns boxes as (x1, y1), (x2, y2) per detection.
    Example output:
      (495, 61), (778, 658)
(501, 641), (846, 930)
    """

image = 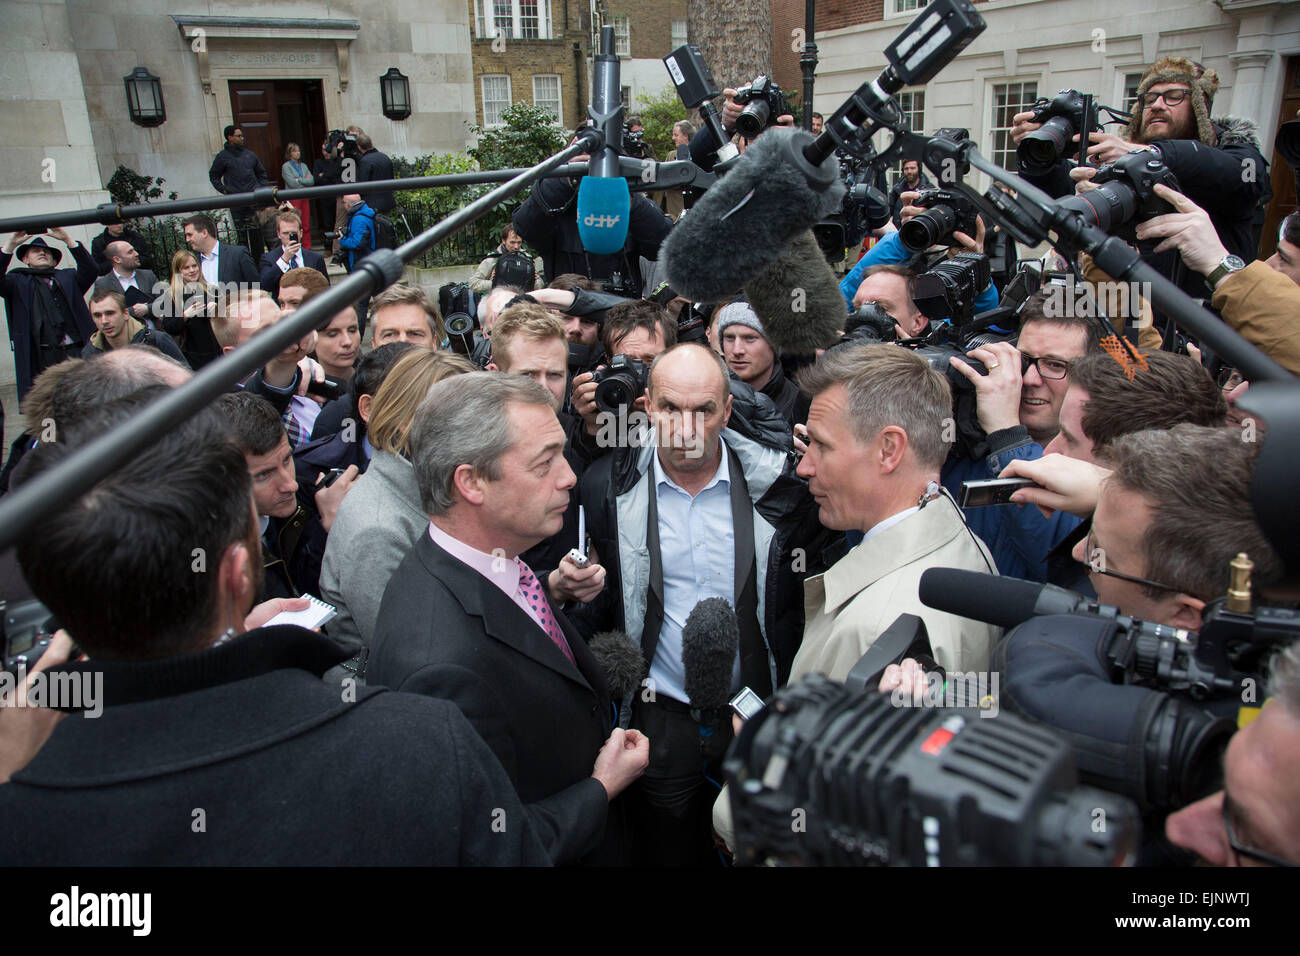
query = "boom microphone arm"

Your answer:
(0, 131), (602, 552)
(0, 157), (611, 235)
(912, 134), (1293, 384)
